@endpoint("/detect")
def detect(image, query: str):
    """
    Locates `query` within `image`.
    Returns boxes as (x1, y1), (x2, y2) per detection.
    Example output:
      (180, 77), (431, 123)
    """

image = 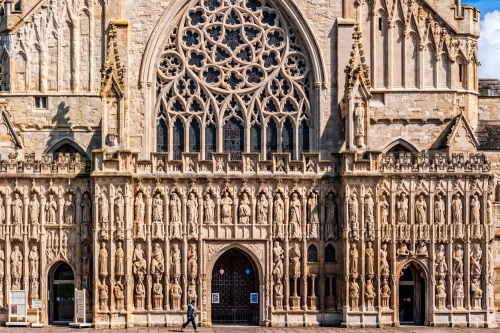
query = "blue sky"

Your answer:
(464, 1), (500, 79)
